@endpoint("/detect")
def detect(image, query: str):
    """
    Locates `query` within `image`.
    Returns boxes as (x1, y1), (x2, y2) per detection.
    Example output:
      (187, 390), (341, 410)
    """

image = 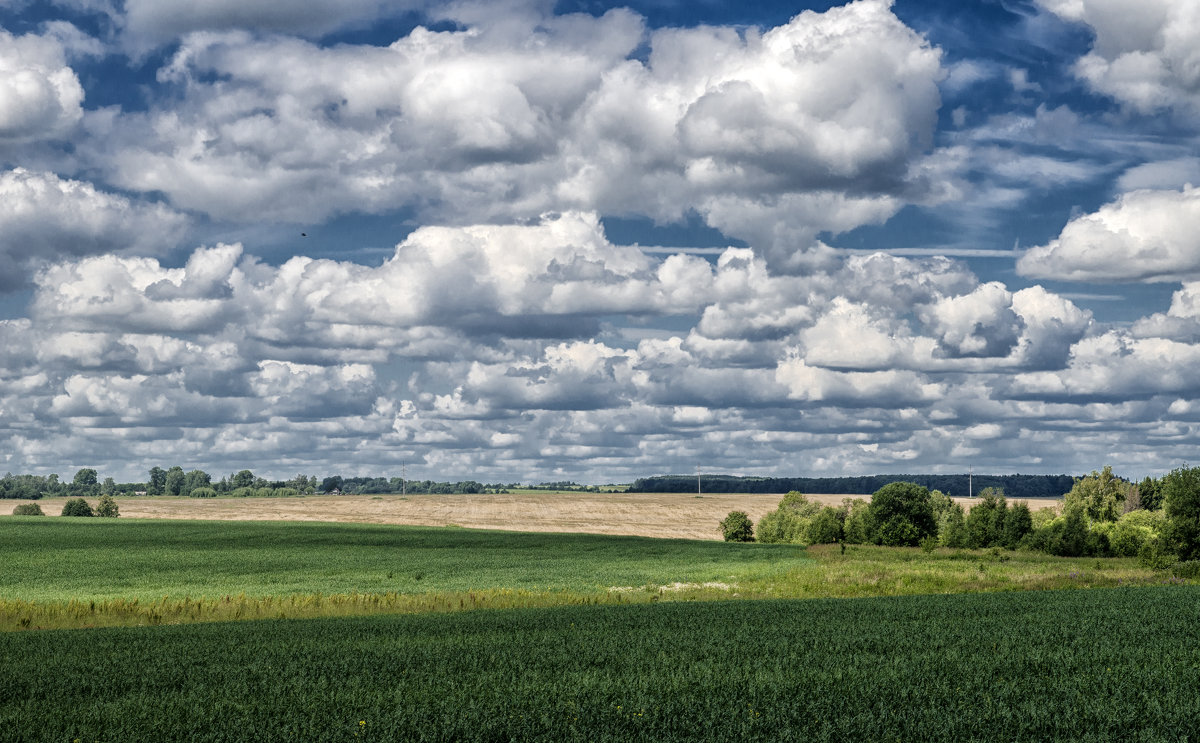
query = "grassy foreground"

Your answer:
(0, 517), (1177, 630)
(3, 587), (1200, 742)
